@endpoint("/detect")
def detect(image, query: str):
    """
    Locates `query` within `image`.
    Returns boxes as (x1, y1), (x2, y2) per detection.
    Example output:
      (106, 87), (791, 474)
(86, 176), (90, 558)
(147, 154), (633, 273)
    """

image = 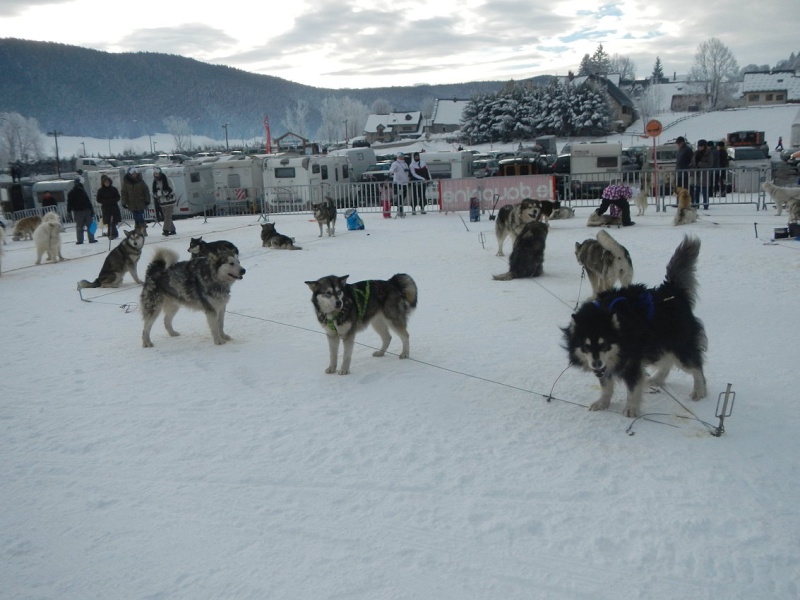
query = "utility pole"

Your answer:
(47, 130), (62, 177)
(343, 119), (348, 147)
(148, 134), (154, 154)
(222, 123), (229, 151)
